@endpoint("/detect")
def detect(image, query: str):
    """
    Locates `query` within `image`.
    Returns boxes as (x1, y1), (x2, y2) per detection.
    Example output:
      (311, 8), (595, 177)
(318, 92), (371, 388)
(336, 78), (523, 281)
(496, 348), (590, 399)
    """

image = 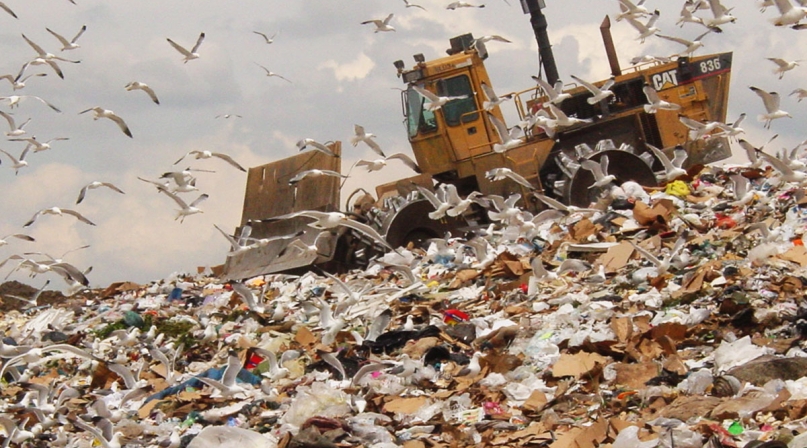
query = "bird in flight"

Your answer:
(255, 63), (292, 83)
(46, 25), (87, 51)
(79, 107), (133, 138)
(166, 32), (205, 63)
(125, 81), (160, 104)
(253, 30), (278, 44)
(361, 14), (396, 32)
